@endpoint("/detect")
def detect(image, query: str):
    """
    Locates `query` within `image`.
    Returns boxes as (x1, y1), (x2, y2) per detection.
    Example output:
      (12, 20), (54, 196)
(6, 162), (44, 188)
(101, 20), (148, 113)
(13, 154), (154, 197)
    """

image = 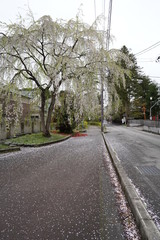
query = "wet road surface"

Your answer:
(104, 125), (160, 228)
(0, 127), (125, 240)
